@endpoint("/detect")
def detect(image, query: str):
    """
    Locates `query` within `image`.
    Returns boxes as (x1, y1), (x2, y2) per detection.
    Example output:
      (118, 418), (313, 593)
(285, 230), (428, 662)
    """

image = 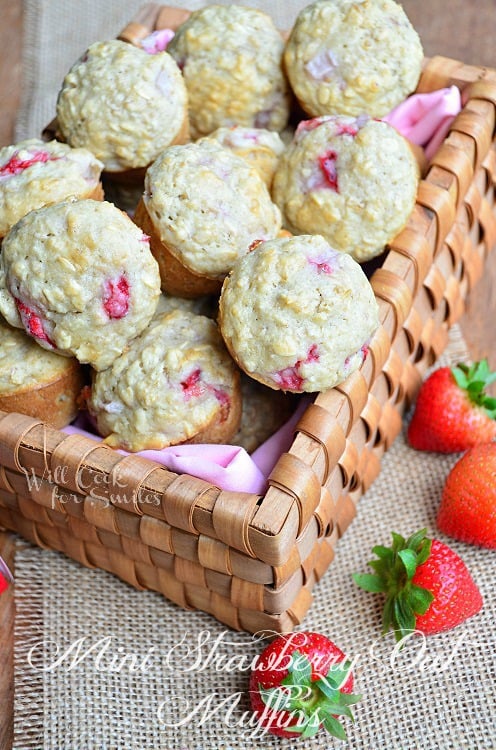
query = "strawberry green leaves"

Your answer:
(258, 652), (360, 740)
(249, 631), (361, 740)
(354, 529), (435, 641)
(451, 359), (496, 418)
